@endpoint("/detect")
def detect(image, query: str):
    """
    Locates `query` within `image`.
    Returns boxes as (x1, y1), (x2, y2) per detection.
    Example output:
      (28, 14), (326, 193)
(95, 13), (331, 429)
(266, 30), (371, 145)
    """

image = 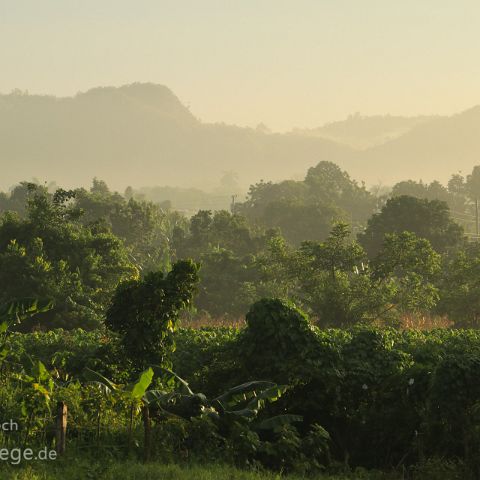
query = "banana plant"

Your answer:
(83, 366), (154, 403)
(84, 365), (302, 429)
(15, 357), (56, 448)
(84, 364), (304, 459)
(144, 368), (303, 432)
(0, 298), (53, 364)
(84, 366), (155, 451)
